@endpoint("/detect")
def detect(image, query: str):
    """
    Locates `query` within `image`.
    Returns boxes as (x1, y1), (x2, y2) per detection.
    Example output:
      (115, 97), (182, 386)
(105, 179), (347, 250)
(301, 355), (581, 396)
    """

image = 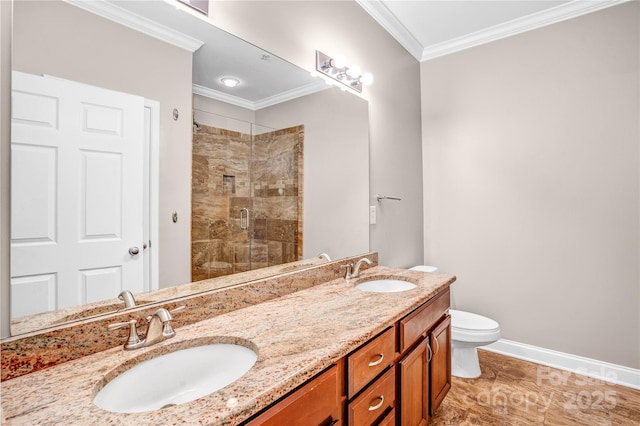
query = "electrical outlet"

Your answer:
(369, 205), (377, 225)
